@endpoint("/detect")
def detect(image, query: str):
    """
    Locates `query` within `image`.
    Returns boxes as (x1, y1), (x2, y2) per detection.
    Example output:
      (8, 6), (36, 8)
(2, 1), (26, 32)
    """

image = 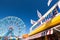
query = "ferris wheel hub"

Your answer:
(9, 26), (13, 30)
